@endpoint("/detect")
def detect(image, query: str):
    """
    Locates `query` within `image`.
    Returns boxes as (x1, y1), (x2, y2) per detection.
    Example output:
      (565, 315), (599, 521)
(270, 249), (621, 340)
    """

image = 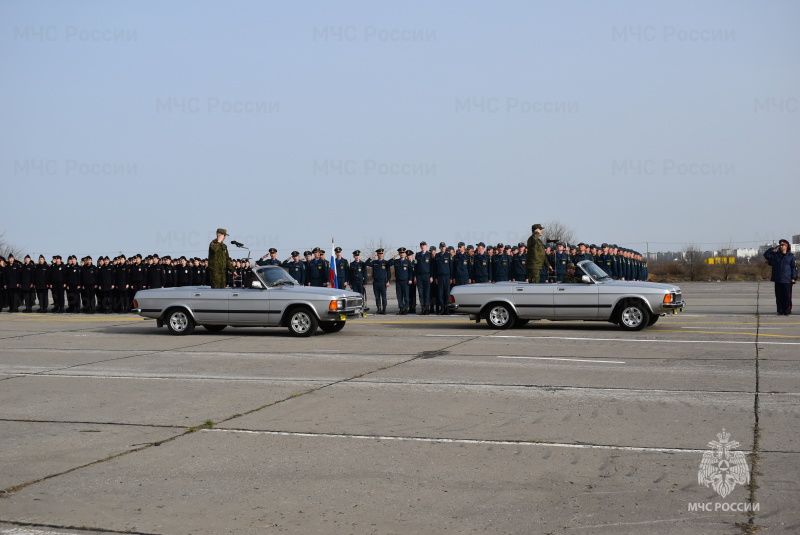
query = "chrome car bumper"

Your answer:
(326, 306), (364, 319)
(659, 300), (686, 314)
